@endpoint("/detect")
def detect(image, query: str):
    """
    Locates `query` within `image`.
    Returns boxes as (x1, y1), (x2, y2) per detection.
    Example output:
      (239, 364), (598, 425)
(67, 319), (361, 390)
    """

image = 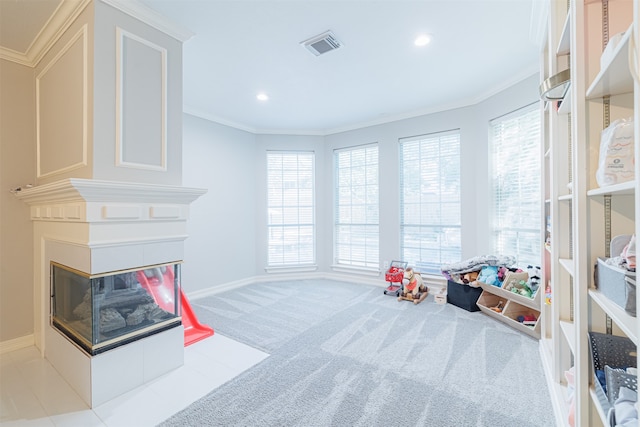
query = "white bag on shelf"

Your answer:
(595, 117), (634, 187)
